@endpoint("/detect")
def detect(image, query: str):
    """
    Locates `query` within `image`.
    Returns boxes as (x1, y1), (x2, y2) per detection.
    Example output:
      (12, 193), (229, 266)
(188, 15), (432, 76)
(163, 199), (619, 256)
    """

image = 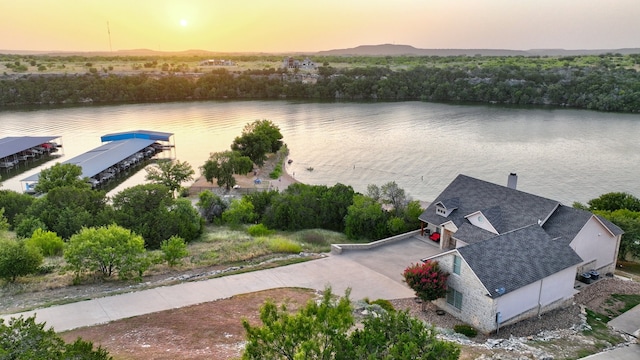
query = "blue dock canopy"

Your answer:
(100, 130), (173, 142)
